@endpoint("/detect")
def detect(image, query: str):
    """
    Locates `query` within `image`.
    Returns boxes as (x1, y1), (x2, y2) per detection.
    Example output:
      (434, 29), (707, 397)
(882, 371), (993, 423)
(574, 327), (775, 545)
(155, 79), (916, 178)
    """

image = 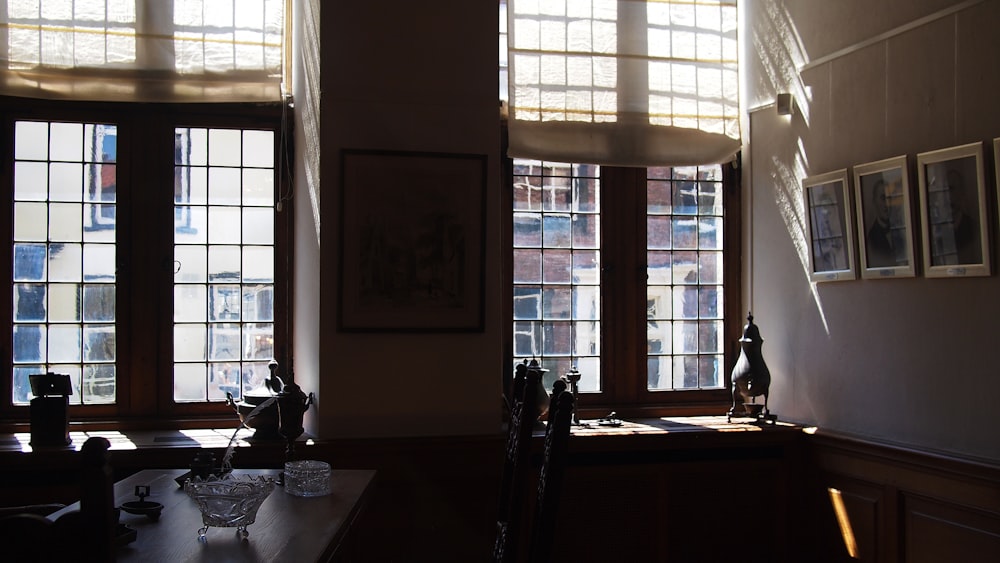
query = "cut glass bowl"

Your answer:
(183, 473), (276, 539)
